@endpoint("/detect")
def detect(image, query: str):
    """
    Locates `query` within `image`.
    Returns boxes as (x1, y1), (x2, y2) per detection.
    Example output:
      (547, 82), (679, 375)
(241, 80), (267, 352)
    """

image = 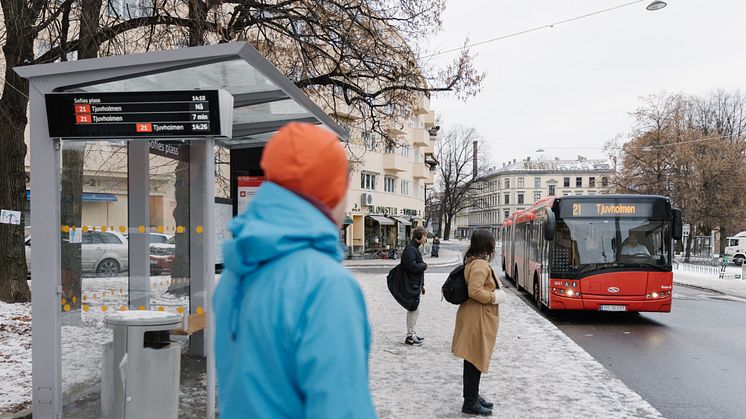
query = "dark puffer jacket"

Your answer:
(402, 238), (427, 291)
